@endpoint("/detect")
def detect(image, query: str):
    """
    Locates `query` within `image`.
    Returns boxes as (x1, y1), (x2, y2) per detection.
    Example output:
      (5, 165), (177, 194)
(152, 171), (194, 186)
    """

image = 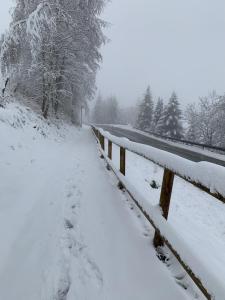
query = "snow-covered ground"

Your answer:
(101, 139), (225, 298)
(0, 103), (193, 300)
